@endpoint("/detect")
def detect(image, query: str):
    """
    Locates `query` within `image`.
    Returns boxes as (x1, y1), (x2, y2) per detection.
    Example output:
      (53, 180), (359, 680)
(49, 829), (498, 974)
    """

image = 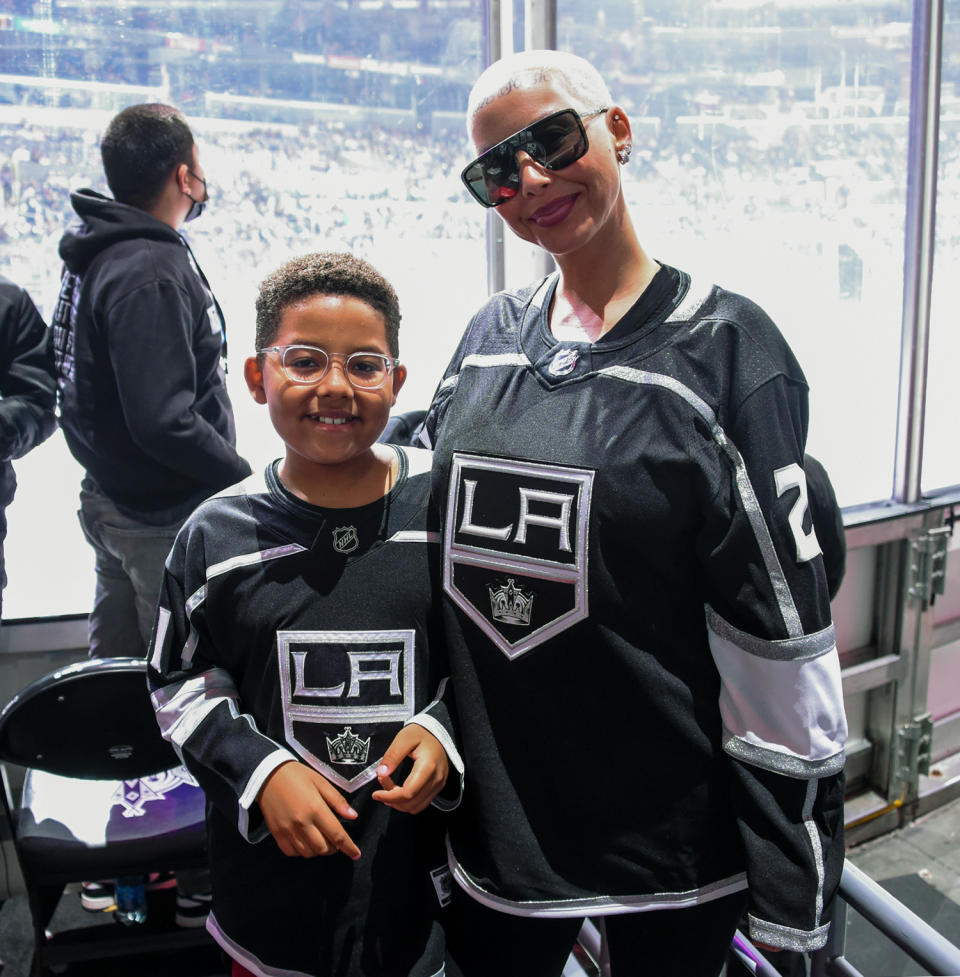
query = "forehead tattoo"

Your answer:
(472, 68), (553, 116)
